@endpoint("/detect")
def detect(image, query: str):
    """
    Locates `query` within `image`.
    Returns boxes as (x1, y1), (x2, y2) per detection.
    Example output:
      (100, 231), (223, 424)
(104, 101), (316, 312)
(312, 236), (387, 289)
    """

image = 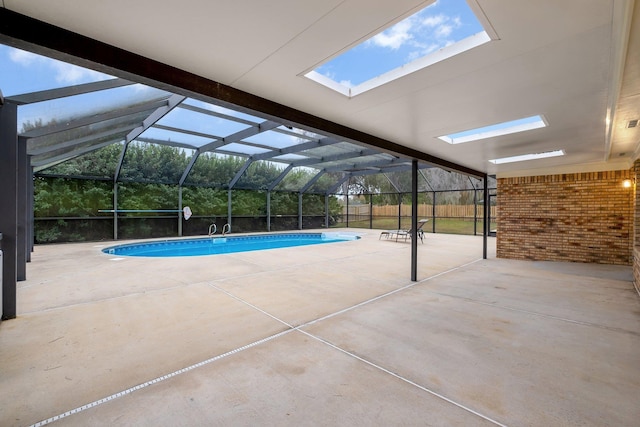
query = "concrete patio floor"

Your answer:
(1, 230), (639, 426)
